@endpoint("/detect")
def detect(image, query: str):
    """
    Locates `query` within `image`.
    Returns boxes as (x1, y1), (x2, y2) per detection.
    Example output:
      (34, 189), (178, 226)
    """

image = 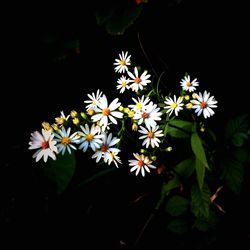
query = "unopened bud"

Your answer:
(128, 111), (135, 118)
(87, 109), (95, 116)
(70, 110), (78, 118)
(140, 149), (145, 154)
(151, 156), (157, 161)
(123, 108), (130, 114)
(184, 95), (190, 101)
(81, 112), (88, 120)
(42, 122), (52, 131)
(73, 117), (80, 125)
(186, 103), (193, 109)
(132, 123), (138, 131)
(165, 146), (173, 152)
(118, 106), (124, 112)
